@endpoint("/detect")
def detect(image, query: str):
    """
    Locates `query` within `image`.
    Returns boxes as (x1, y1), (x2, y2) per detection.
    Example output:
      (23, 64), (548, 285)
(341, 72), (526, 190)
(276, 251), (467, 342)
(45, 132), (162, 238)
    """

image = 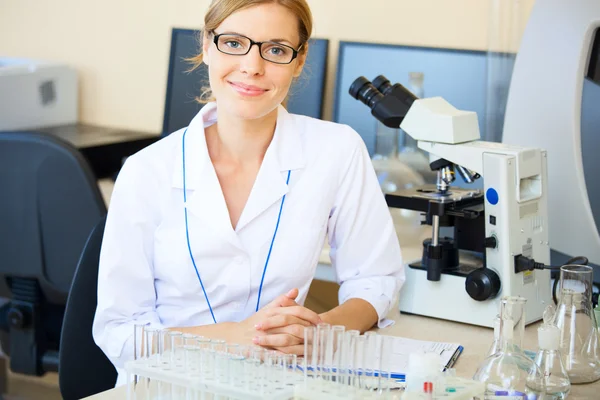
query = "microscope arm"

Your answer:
(417, 140), (489, 175)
